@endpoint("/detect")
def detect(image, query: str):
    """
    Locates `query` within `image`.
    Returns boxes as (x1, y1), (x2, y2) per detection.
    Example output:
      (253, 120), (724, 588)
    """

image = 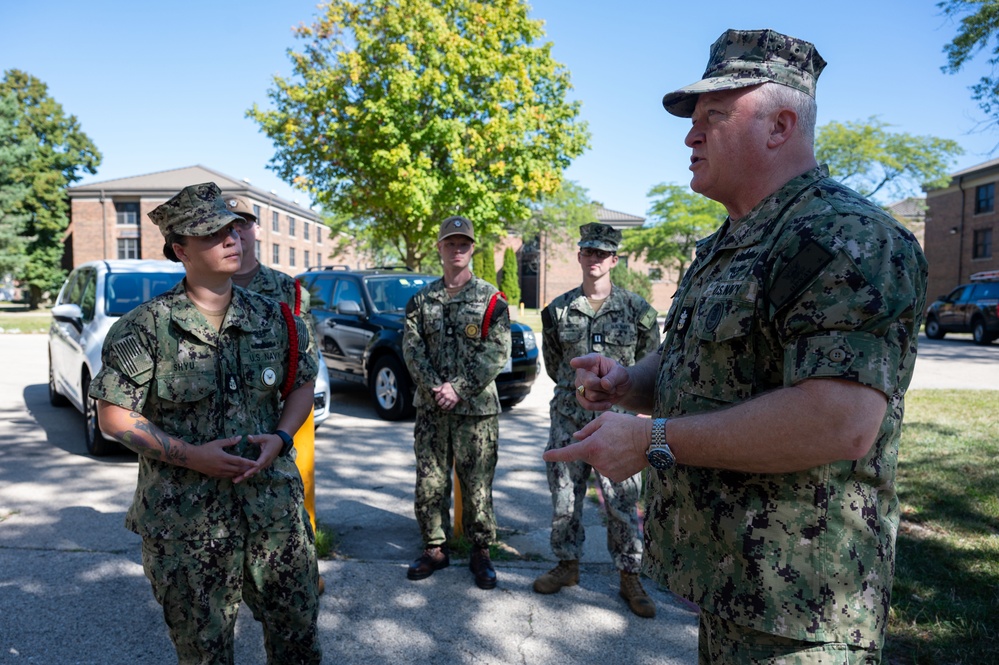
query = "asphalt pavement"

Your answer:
(1, 332), (995, 664)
